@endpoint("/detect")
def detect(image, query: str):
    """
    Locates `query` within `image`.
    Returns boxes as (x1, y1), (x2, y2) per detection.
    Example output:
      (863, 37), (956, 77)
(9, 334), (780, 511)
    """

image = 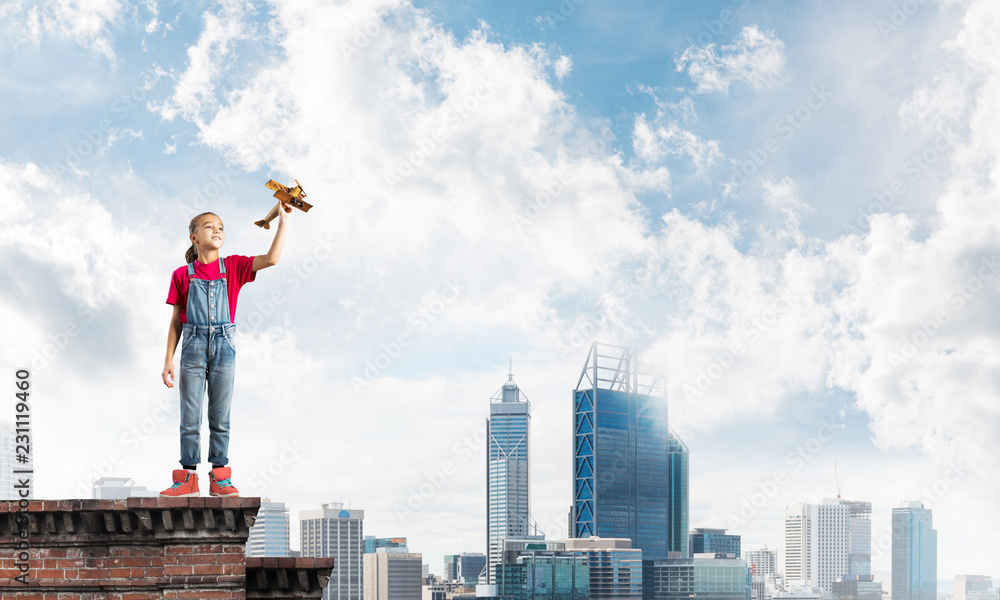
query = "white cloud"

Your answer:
(676, 25), (786, 94)
(633, 113), (722, 177)
(3, 0), (122, 65)
(151, 0), (262, 123)
(554, 54), (572, 81)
